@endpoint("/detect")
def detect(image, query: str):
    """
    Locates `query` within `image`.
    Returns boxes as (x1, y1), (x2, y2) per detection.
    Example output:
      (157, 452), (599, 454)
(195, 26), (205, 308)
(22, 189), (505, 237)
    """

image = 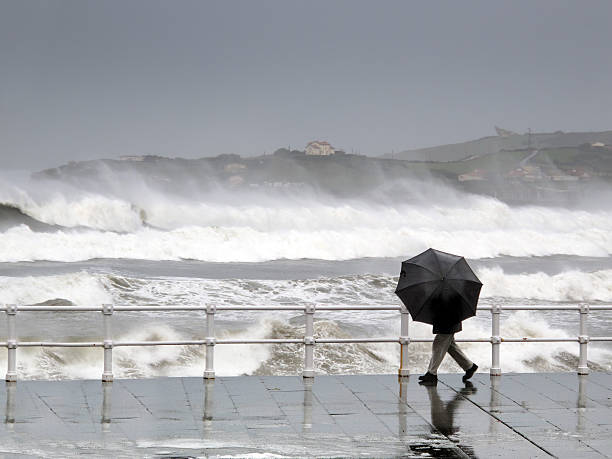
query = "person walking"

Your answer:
(394, 248), (482, 386)
(419, 317), (477, 385)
